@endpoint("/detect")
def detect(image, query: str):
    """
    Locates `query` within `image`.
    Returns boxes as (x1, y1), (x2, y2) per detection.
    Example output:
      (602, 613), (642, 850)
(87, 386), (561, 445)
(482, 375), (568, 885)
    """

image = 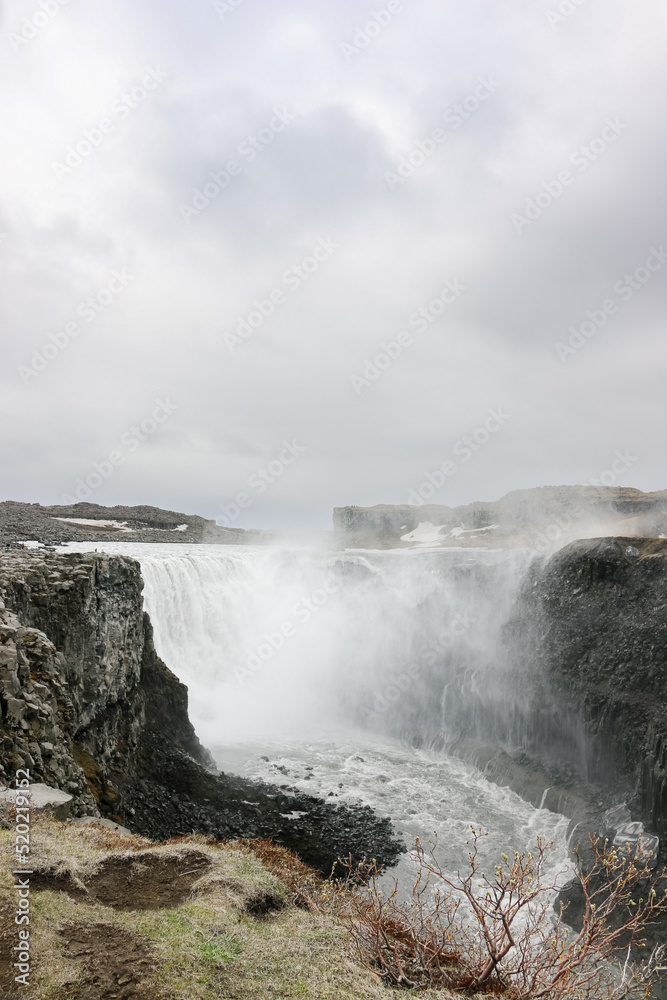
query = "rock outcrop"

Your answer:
(0, 782), (74, 819)
(334, 485), (667, 549)
(505, 536), (667, 839)
(0, 551), (403, 874)
(0, 598), (97, 814)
